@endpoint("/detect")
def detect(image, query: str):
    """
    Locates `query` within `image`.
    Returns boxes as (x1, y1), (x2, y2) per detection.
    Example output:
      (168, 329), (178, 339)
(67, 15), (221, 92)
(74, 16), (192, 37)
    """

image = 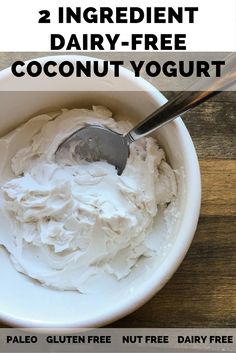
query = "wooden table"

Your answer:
(0, 53), (235, 328)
